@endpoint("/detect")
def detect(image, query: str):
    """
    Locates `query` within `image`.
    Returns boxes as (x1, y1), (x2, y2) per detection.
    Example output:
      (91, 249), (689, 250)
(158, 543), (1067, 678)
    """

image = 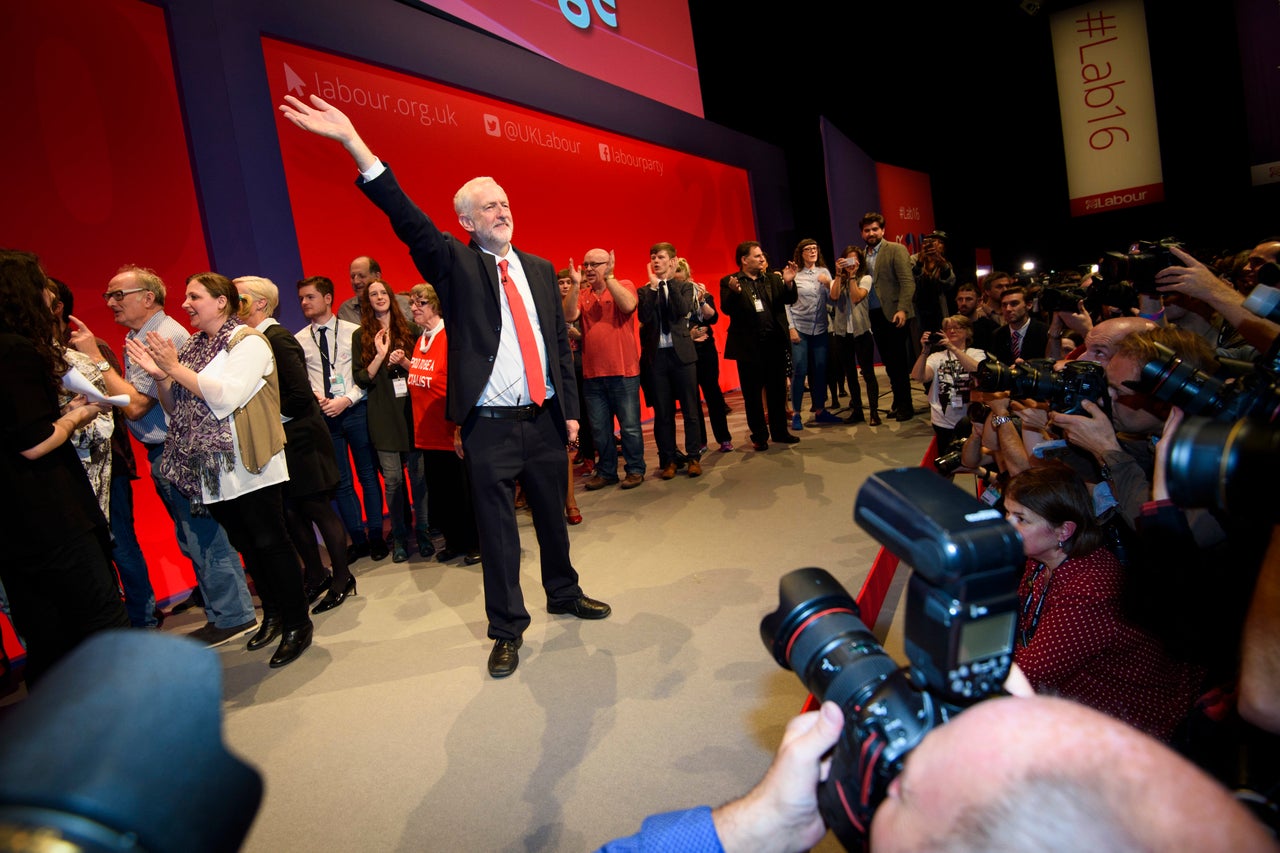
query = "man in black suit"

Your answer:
(720, 241), (799, 450)
(638, 242), (702, 479)
(281, 94), (610, 679)
(989, 285), (1049, 365)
